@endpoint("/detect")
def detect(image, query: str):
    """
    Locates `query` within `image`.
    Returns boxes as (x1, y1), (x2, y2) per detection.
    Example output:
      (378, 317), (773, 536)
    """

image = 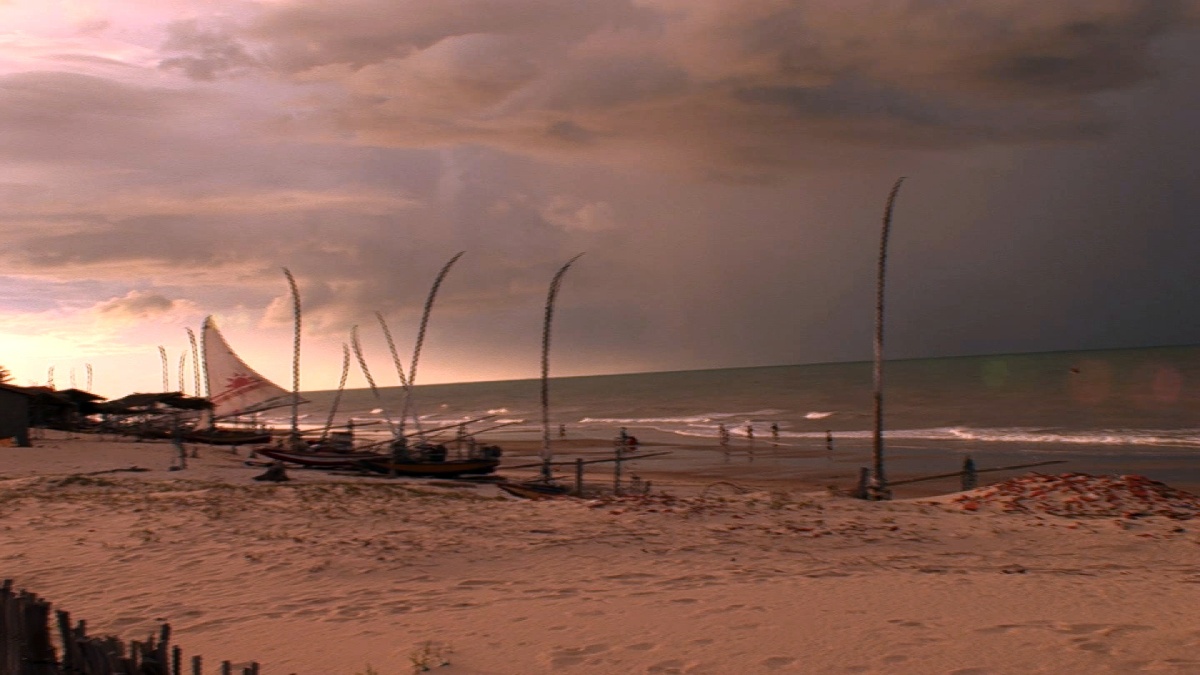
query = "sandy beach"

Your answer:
(3, 430), (1200, 674)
